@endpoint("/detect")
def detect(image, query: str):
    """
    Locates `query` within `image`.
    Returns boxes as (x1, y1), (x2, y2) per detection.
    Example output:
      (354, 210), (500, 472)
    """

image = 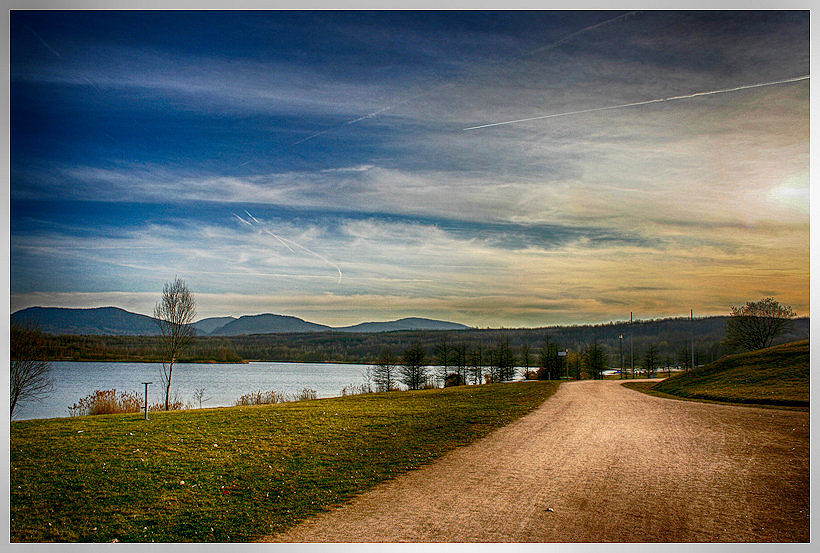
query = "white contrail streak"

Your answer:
(261, 228), (296, 254)
(244, 210), (261, 224)
(239, 211), (343, 284)
(463, 75), (810, 131)
(514, 11), (638, 61)
(294, 12), (637, 145)
(233, 213), (254, 227)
